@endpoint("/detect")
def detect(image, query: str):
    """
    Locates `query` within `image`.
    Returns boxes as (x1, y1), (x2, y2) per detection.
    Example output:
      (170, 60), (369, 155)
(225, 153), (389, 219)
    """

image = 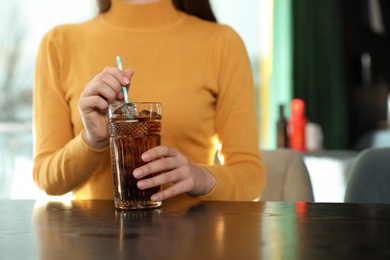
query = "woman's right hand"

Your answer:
(78, 66), (135, 149)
